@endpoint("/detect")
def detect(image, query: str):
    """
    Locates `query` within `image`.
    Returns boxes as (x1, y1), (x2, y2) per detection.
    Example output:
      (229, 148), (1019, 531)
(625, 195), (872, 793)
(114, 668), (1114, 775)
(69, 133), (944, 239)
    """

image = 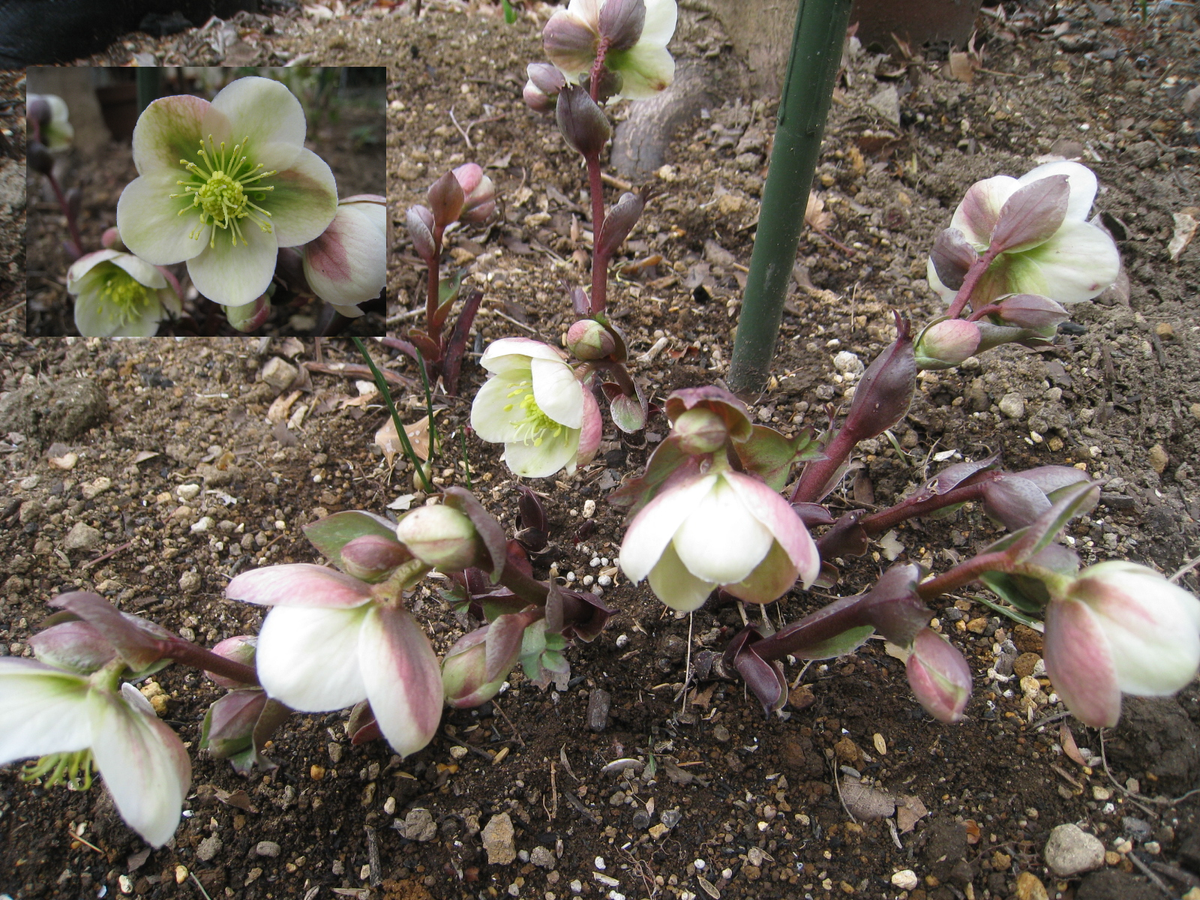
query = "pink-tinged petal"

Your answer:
(471, 373), (531, 441)
(209, 76), (306, 169)
(90, 684), (190, 848)
(117, 171), (209, 266)
(648, 541), (715, 612)
(606, 43), (675, 99)
(187, 220), (277, 307)
(672, 475), (772, 586)
(303, 203), (386, 306)
(723, 540), (801, 605)
(227, 564), (375, 608)
(905, 629), (972, 723)
(1017, 160), (1097, 222)
(619, 473), (716, 584)
(130, 94), (213, 175)
(1044, 598), (1121, 728)
(0, 660), (92, 764)
(925, 257), (957, 304)
(266, 148), (339, 247)
(358, 607), (443, 758)
(544, 11), (600, 81)
(255, 604), (370, 712)
(724, 471), (820, 588)
(530, 356), (583, 428)
(1009, 220), (1120, 304)
(481, 338), (566, 372)
(576, 387), (604, 466)
(950, 175), (1018, 248)
(503, 431), (579, 478)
